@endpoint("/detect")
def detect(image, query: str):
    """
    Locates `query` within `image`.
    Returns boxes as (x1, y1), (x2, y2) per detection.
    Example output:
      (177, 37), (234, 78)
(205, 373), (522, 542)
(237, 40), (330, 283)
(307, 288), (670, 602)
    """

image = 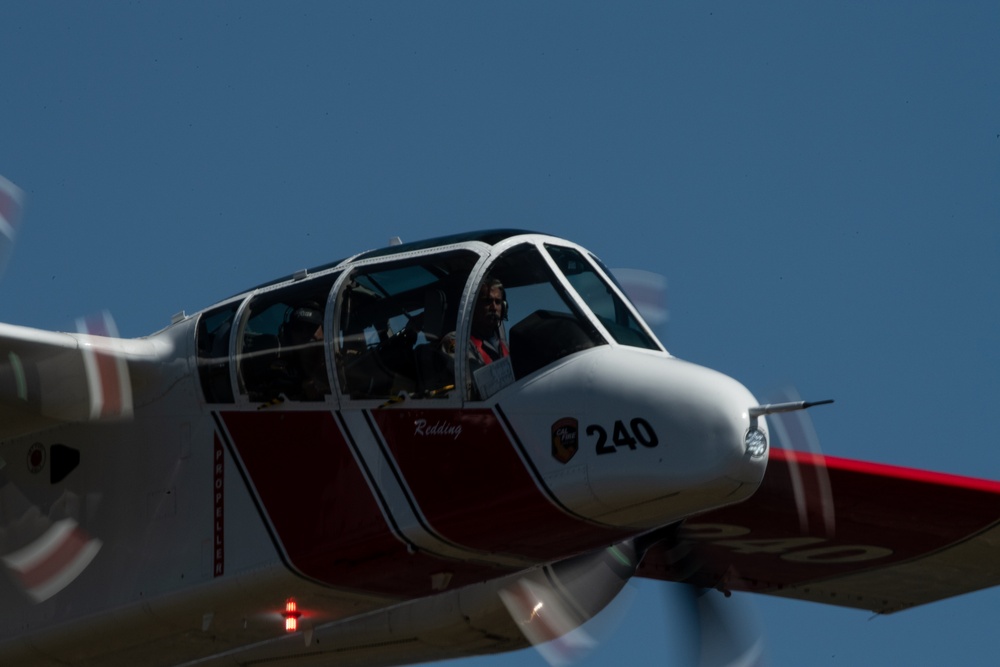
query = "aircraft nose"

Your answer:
(504, 347), (767, 528)
(584, 351), (767, 525)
